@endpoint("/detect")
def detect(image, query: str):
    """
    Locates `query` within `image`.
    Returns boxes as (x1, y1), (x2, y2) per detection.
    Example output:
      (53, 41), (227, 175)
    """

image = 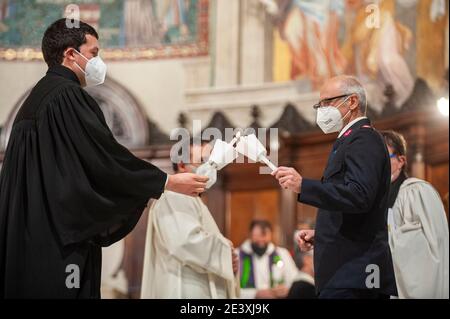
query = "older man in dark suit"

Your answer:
(273, 75), (397, 299)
